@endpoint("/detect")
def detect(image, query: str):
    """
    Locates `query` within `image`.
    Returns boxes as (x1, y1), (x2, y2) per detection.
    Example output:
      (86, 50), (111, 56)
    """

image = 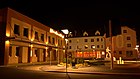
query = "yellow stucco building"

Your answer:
(0, 7), (65, 65)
